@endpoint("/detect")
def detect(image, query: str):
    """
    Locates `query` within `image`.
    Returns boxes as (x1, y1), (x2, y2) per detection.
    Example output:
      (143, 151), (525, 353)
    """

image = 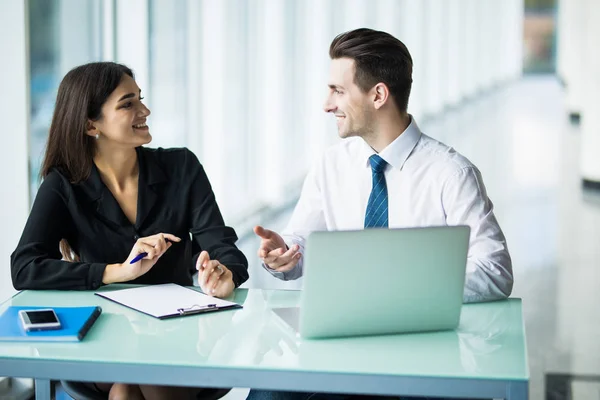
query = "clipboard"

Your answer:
(95, 283), (242, 319)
